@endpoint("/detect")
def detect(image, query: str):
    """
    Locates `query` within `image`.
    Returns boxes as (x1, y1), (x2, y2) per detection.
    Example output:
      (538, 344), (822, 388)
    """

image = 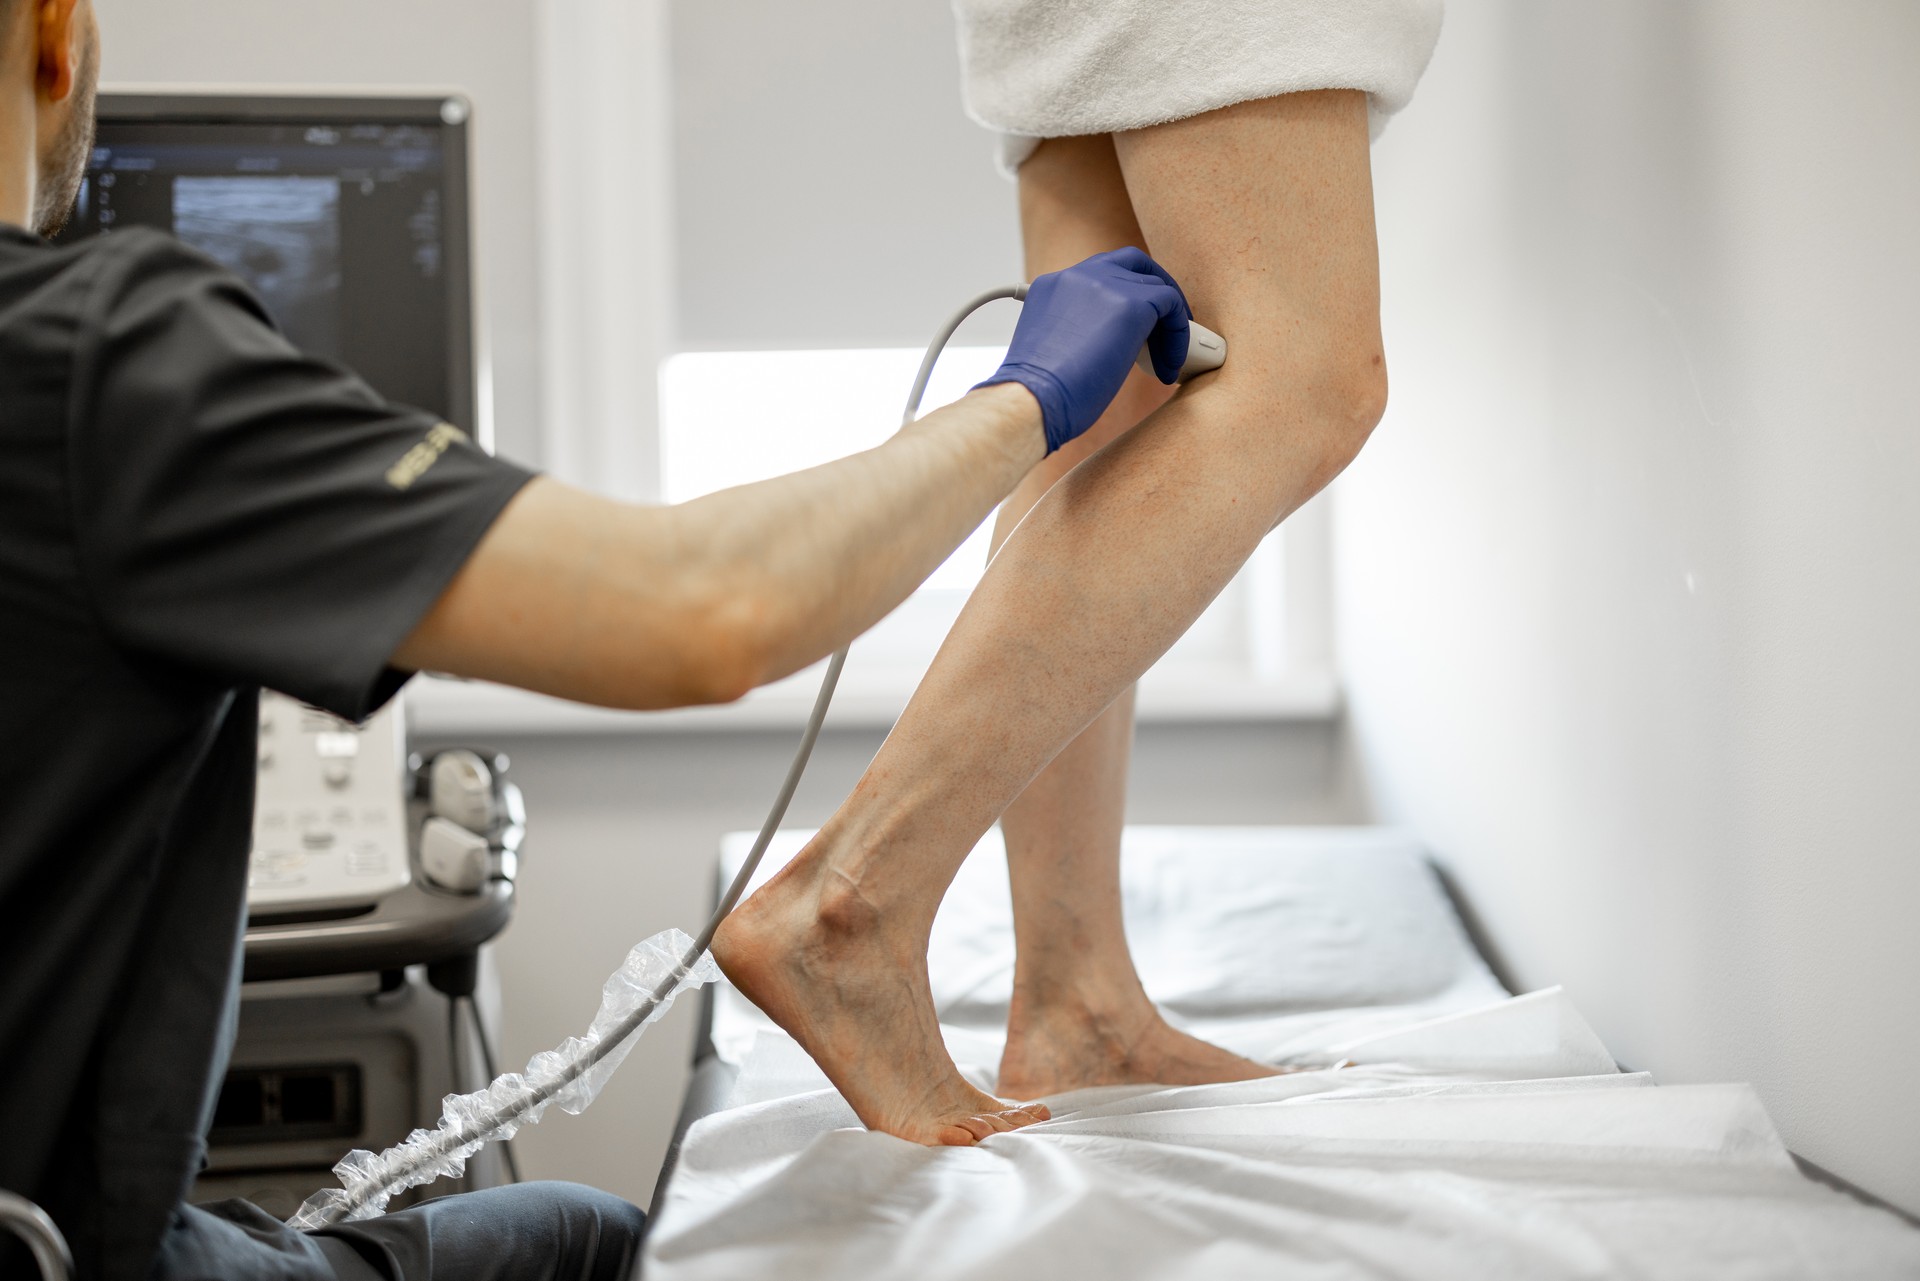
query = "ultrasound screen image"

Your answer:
(173, 176), (344, 359)
(58, 117), (461, 423)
